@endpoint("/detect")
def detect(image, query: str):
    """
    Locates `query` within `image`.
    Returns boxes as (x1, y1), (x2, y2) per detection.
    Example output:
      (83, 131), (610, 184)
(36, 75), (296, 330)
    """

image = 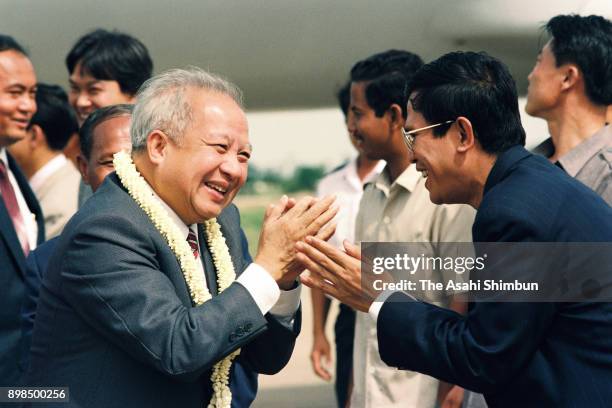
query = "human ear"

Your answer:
(29, 125), (44, 149)
(455, 117), (475, 152)
(147, 130), (169, 165)
(76, 154), (90, 185)
(388, 104), (405, 129)
(561, 65), (580, 92)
